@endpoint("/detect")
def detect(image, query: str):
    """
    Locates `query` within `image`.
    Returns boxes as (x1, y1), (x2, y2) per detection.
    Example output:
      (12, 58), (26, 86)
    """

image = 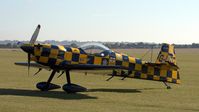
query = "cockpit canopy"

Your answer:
(79, 43), (112, 57)
(80, 43), (110, 51)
